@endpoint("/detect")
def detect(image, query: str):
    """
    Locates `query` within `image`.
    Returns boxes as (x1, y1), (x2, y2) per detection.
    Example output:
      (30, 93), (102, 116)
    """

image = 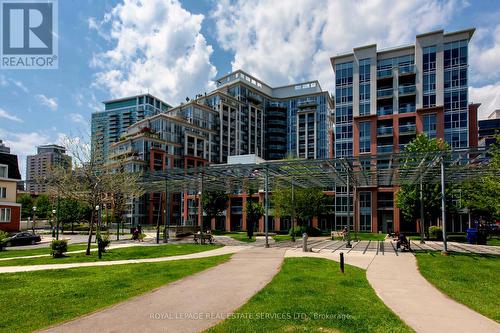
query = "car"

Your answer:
(4, 232), (42, 246)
